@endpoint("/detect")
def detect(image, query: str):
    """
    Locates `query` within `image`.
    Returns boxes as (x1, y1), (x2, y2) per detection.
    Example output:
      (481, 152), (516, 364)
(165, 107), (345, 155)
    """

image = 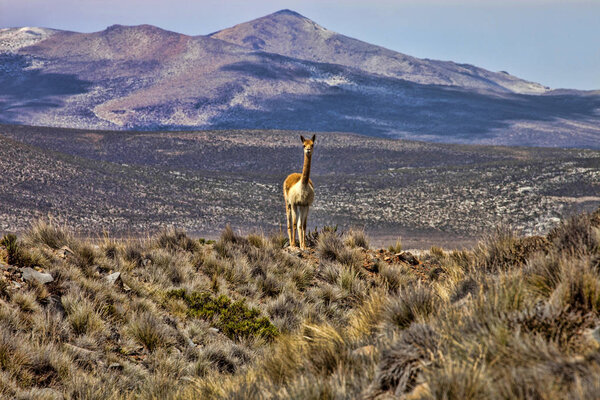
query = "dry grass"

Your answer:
(0, 210), (599, 398)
